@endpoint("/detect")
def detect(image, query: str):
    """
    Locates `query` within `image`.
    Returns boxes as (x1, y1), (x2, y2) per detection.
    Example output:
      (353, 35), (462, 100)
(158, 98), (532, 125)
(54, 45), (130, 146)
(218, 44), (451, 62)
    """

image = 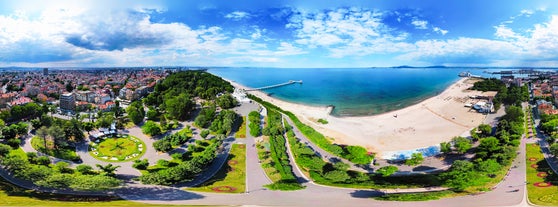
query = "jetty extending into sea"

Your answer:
(245, 80), (302, 91)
